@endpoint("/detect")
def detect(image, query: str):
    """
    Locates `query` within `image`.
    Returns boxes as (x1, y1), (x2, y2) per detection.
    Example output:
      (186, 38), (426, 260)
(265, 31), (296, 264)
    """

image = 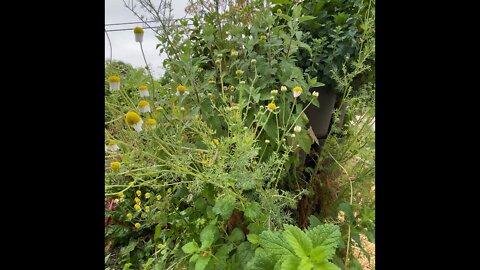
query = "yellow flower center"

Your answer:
(110, 162), (120, 170)
(235, 70), (244, 76)
(133, 27), (144, 34)
(108, 140), (117, 146)
(267, 103), (277, 110)
(176, 85), (187, 92)
(138, 100), (149, 107)
(107, 76), (120, 83)
(134, 223), (141, 228)
(136, 190), (142, 196)
(293, 86), (303, 93)
(138, 85), (148, 90)
(134, 197), (141, 204)
(125, 111), (141, 125)
(134, 204), (141, 211)
(145, 193), (151, 198)
(213, 139), (219, 145)
(127, 213), (132, 218)
(146, 119), (157, 126)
